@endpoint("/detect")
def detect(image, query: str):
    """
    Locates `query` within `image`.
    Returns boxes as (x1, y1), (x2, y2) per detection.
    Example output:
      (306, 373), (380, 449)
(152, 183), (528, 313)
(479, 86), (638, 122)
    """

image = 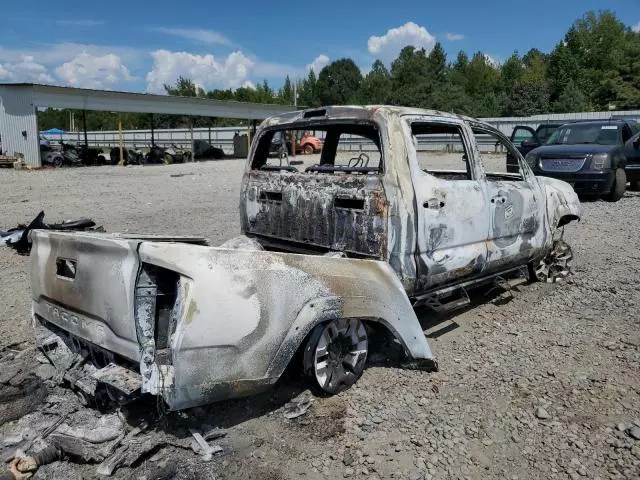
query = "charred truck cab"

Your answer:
(31, 106), (581, 411)
(241, 106), (581, 297)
